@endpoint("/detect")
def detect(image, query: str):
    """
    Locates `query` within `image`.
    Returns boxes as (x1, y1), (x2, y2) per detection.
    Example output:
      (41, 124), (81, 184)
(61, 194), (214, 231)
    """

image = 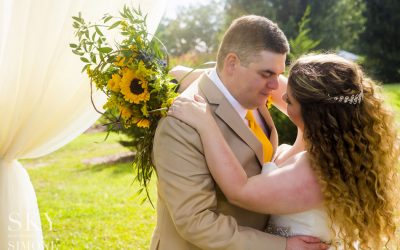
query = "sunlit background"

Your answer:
(2, 0), (398, 249)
